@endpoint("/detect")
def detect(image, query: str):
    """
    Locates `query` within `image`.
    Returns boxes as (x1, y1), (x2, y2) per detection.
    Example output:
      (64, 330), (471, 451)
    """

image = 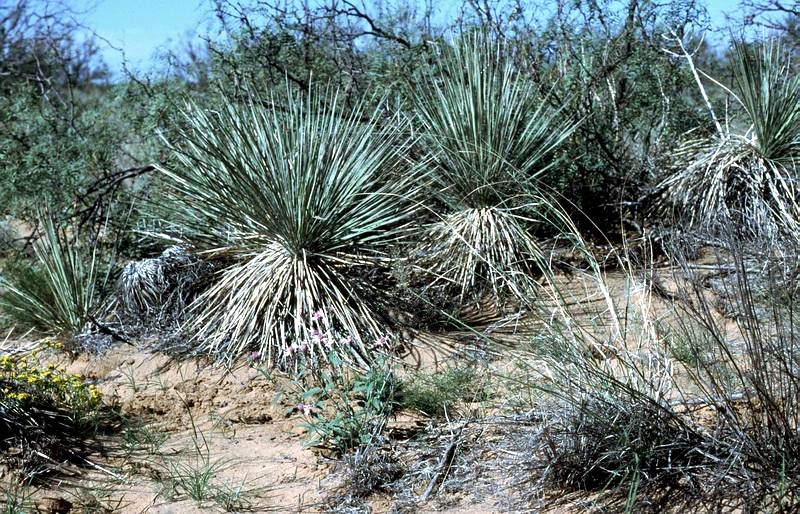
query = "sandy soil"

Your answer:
(6, 337), (514, 513)
(32, 346), (329, 512)
(2, 262), (749, 513)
